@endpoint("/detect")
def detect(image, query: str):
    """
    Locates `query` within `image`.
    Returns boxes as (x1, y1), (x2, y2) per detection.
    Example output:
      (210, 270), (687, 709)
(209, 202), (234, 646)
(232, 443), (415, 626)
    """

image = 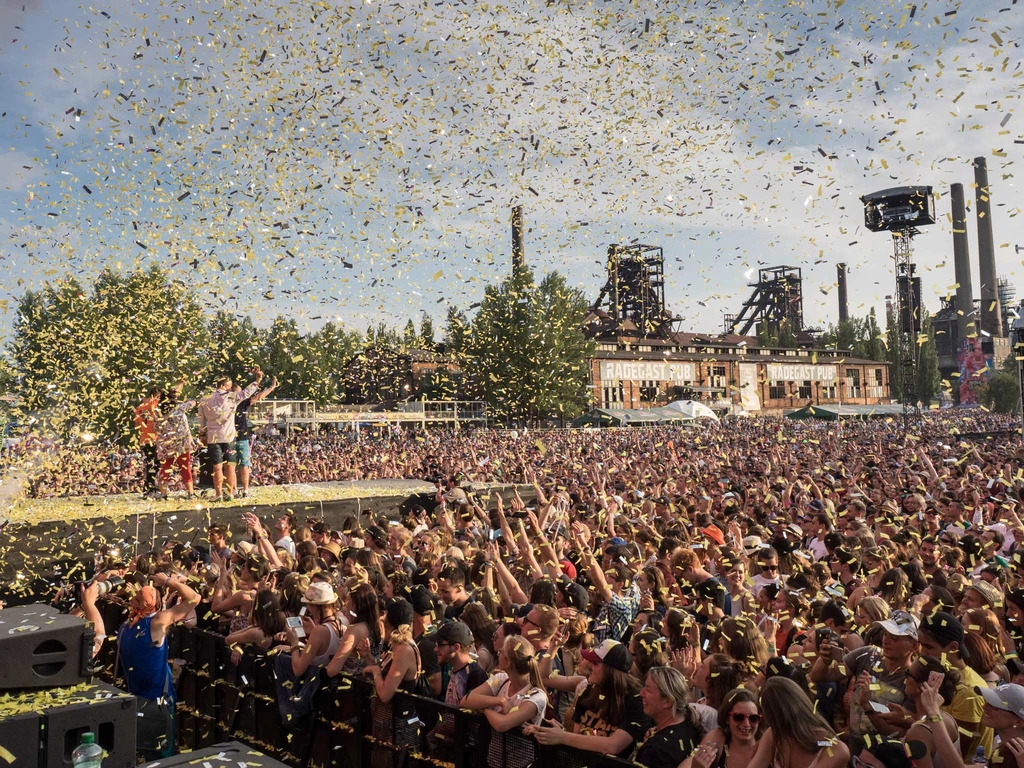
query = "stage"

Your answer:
(0, 478), (520, 599)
